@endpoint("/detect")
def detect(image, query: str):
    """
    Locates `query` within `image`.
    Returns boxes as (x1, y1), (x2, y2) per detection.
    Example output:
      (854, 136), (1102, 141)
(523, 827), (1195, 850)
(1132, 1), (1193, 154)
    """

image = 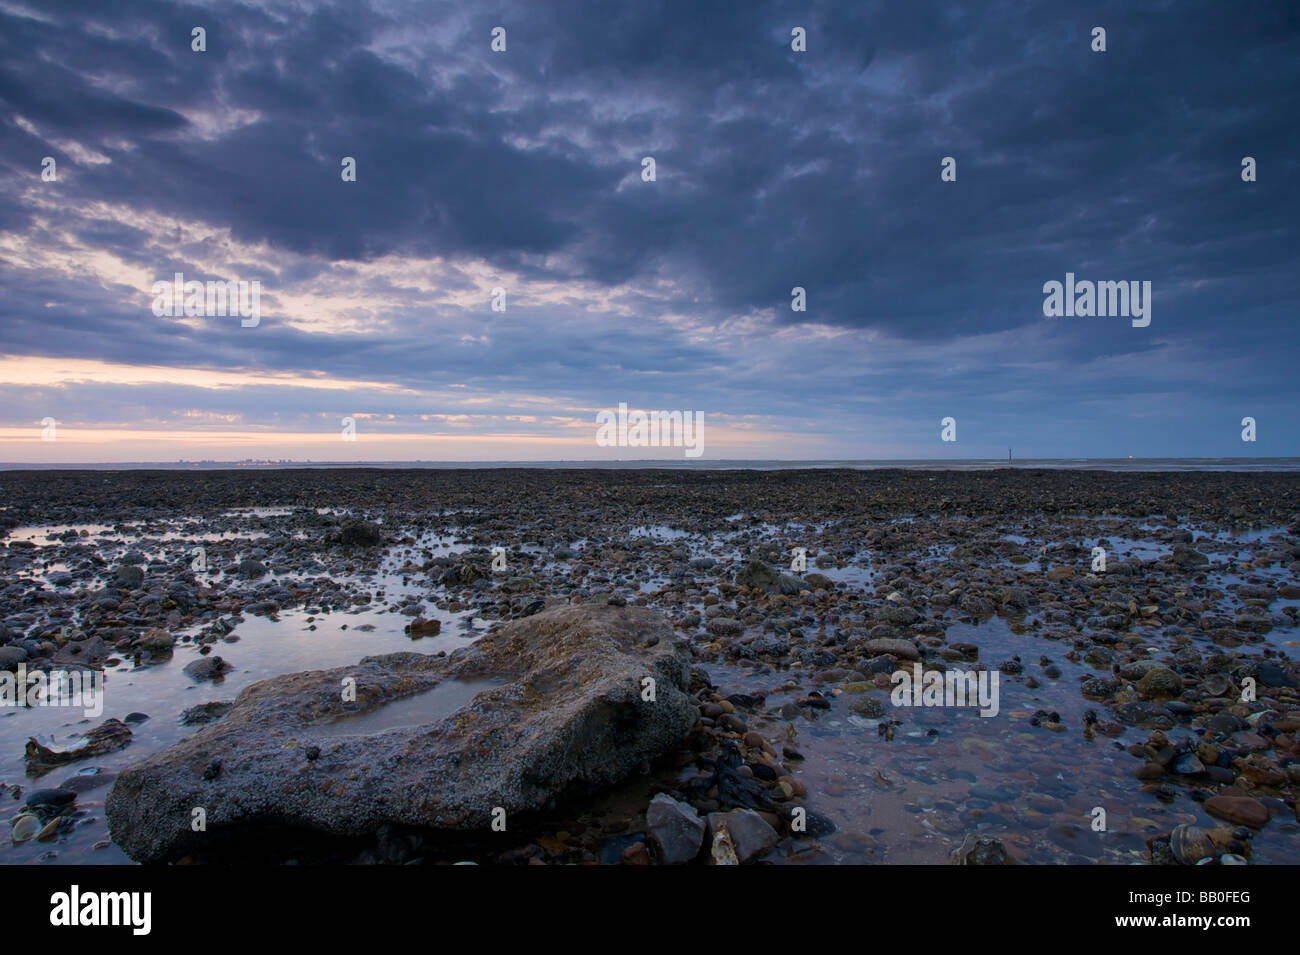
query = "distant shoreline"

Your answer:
(1, 458), (1298, 473)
